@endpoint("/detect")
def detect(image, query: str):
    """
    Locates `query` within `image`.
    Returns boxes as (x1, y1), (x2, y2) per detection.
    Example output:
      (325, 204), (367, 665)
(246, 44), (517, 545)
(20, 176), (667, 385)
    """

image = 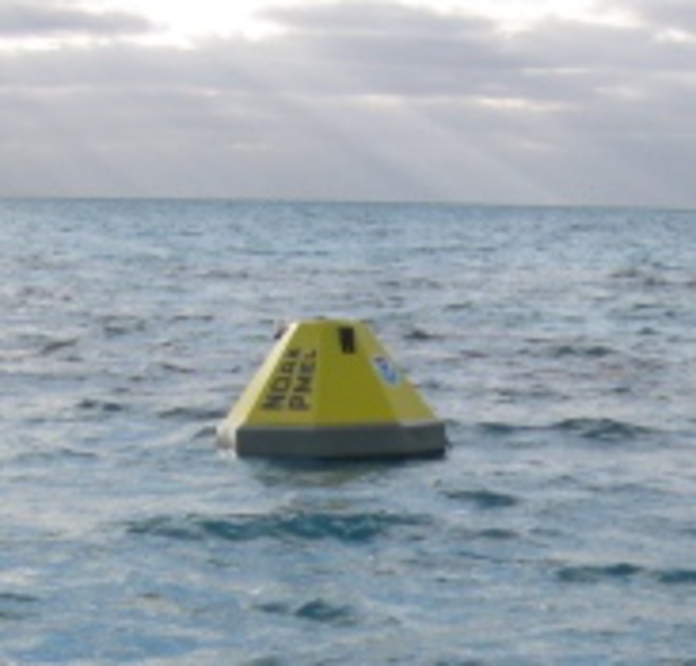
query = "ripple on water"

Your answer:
(555, 562), (644, 584)
(0, 592), (39, 621)
(475, 422), (528, 437)
(441, 488), (521, 510)
(656, 568), (696, 586)
(100, 315), (148, 338)
(550, 417), (656, 443)
(126, 511), (427, 545)
(38, 336), (80, 356)
(157, 406), (224, 422)
(76, 398), (129, 415)
(256, 598), (357, 626)
(476, 418), (656, 444)
(546, 343), (616, 359)
(555, 563), (696, 588)
(403, 327), (443, 342)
